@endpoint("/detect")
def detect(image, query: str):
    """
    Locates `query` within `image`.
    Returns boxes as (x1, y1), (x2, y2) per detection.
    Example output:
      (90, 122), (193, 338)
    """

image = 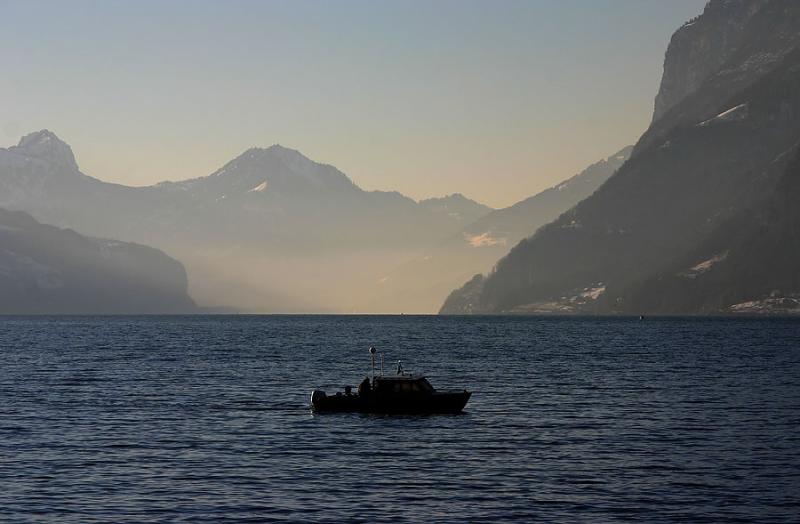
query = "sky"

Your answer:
(1, 0), (707, 208)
